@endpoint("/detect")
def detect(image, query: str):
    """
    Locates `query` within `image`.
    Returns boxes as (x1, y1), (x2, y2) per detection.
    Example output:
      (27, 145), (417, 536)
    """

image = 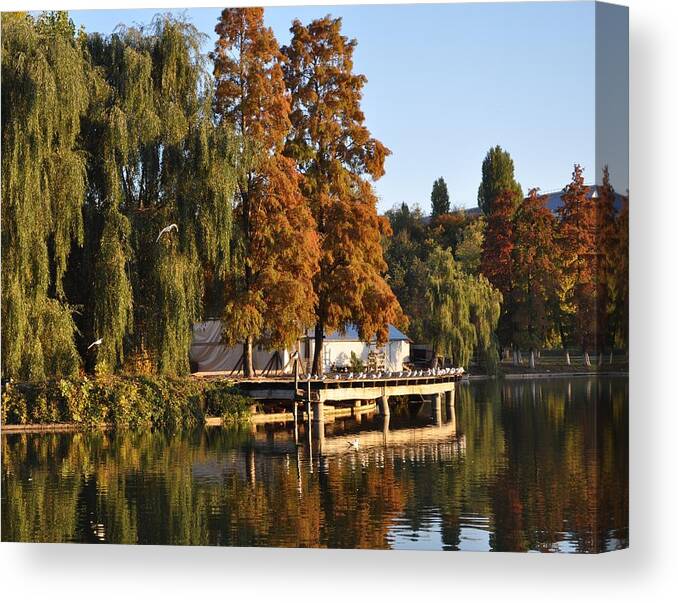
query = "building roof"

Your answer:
(461, 184), (627, 217)
(305, 324), (411, 343)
